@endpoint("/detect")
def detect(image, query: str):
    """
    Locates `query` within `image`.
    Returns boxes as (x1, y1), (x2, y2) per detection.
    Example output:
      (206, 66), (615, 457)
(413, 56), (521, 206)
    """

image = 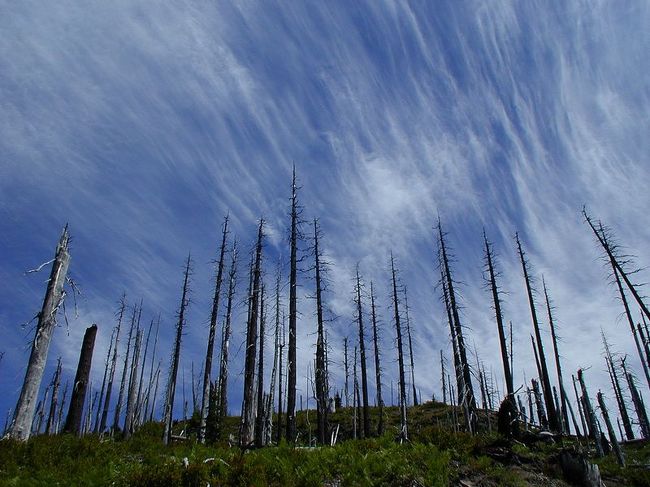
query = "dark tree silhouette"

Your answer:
(355, 267), (370, 438)
(64, 324), (98, 436)
(370, 282), (384, 435)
